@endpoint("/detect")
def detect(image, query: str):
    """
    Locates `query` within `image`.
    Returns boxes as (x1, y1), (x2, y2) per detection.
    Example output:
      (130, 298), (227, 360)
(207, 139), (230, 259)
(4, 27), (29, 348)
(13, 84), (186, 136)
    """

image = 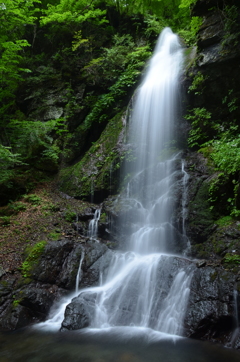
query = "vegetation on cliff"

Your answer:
(0, 0), (199, 205)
